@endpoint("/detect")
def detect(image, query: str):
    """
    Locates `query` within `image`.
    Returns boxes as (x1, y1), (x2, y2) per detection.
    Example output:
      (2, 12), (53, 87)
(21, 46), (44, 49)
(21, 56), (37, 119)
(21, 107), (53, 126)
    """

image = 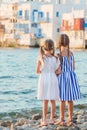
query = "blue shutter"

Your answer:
(56, 12), (59, 17)
(19, 10), (22, 16)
